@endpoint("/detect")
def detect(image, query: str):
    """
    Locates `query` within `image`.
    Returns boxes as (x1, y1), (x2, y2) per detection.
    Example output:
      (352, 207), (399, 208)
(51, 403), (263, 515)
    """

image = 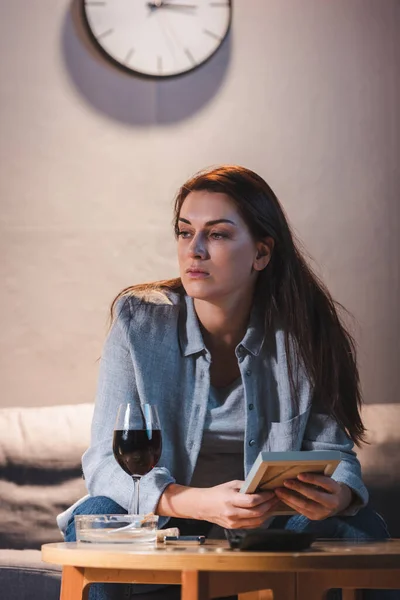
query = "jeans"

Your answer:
(65, 496), (400, 600)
